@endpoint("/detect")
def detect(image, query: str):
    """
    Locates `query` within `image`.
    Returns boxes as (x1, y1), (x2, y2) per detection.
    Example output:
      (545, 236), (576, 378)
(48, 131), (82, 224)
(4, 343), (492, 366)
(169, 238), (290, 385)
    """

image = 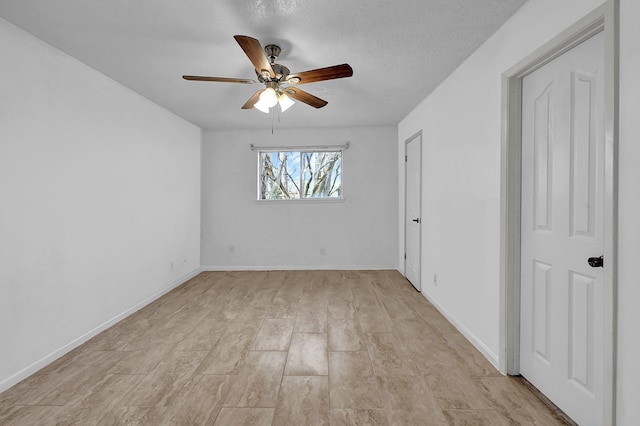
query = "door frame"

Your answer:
(499, 1), (618, 424)
(404, 131), (422, 290)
